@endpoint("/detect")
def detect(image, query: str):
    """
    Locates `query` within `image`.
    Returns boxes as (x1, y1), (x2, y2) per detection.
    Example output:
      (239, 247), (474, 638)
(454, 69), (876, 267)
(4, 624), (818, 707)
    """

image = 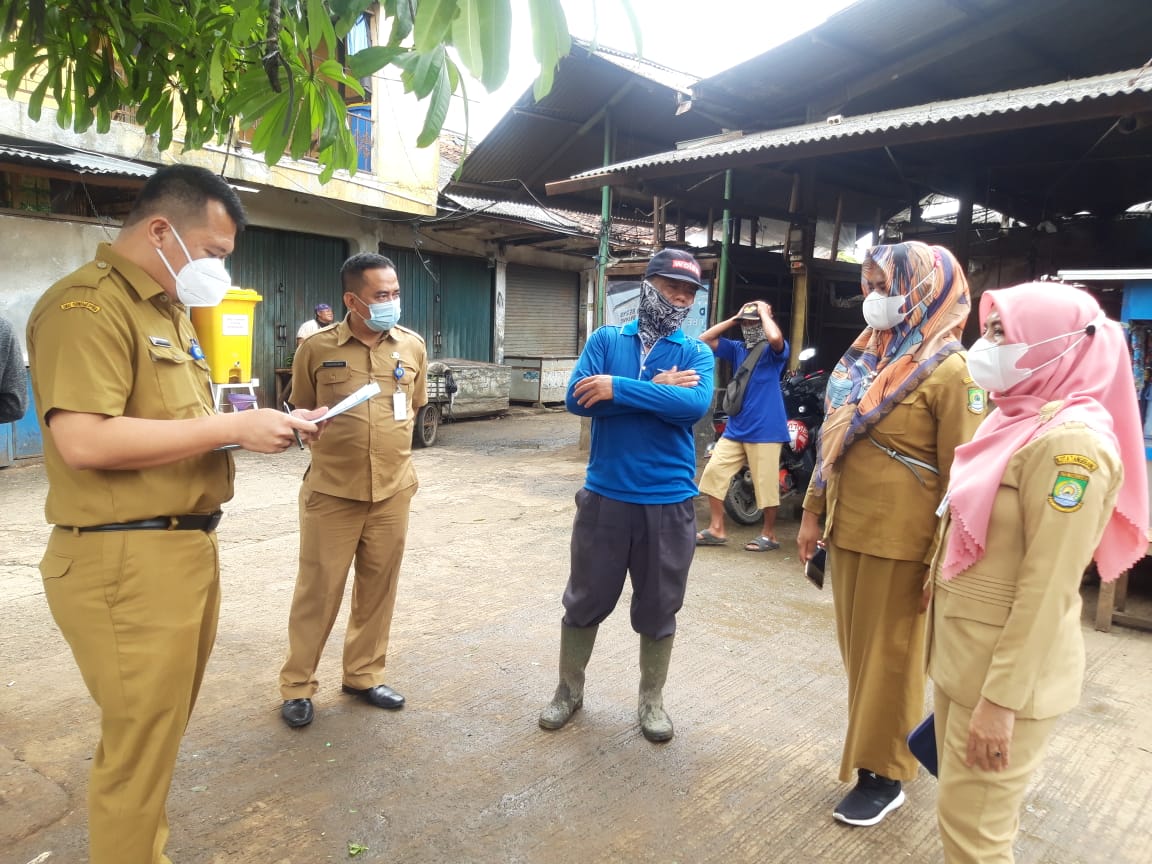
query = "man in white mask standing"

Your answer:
(26, 164), (322, 864)
(278, 252), (428, 729)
